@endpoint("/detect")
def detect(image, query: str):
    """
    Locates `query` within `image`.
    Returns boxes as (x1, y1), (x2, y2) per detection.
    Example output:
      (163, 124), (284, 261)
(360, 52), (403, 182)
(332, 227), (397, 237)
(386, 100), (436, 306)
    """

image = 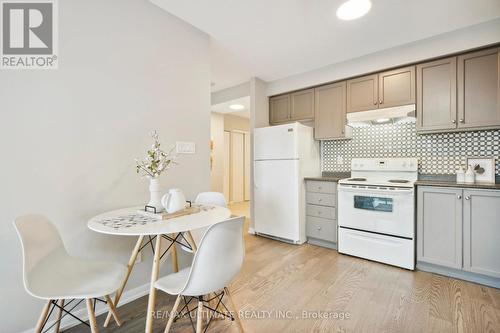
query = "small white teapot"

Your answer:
(161, 189), (187, 213)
